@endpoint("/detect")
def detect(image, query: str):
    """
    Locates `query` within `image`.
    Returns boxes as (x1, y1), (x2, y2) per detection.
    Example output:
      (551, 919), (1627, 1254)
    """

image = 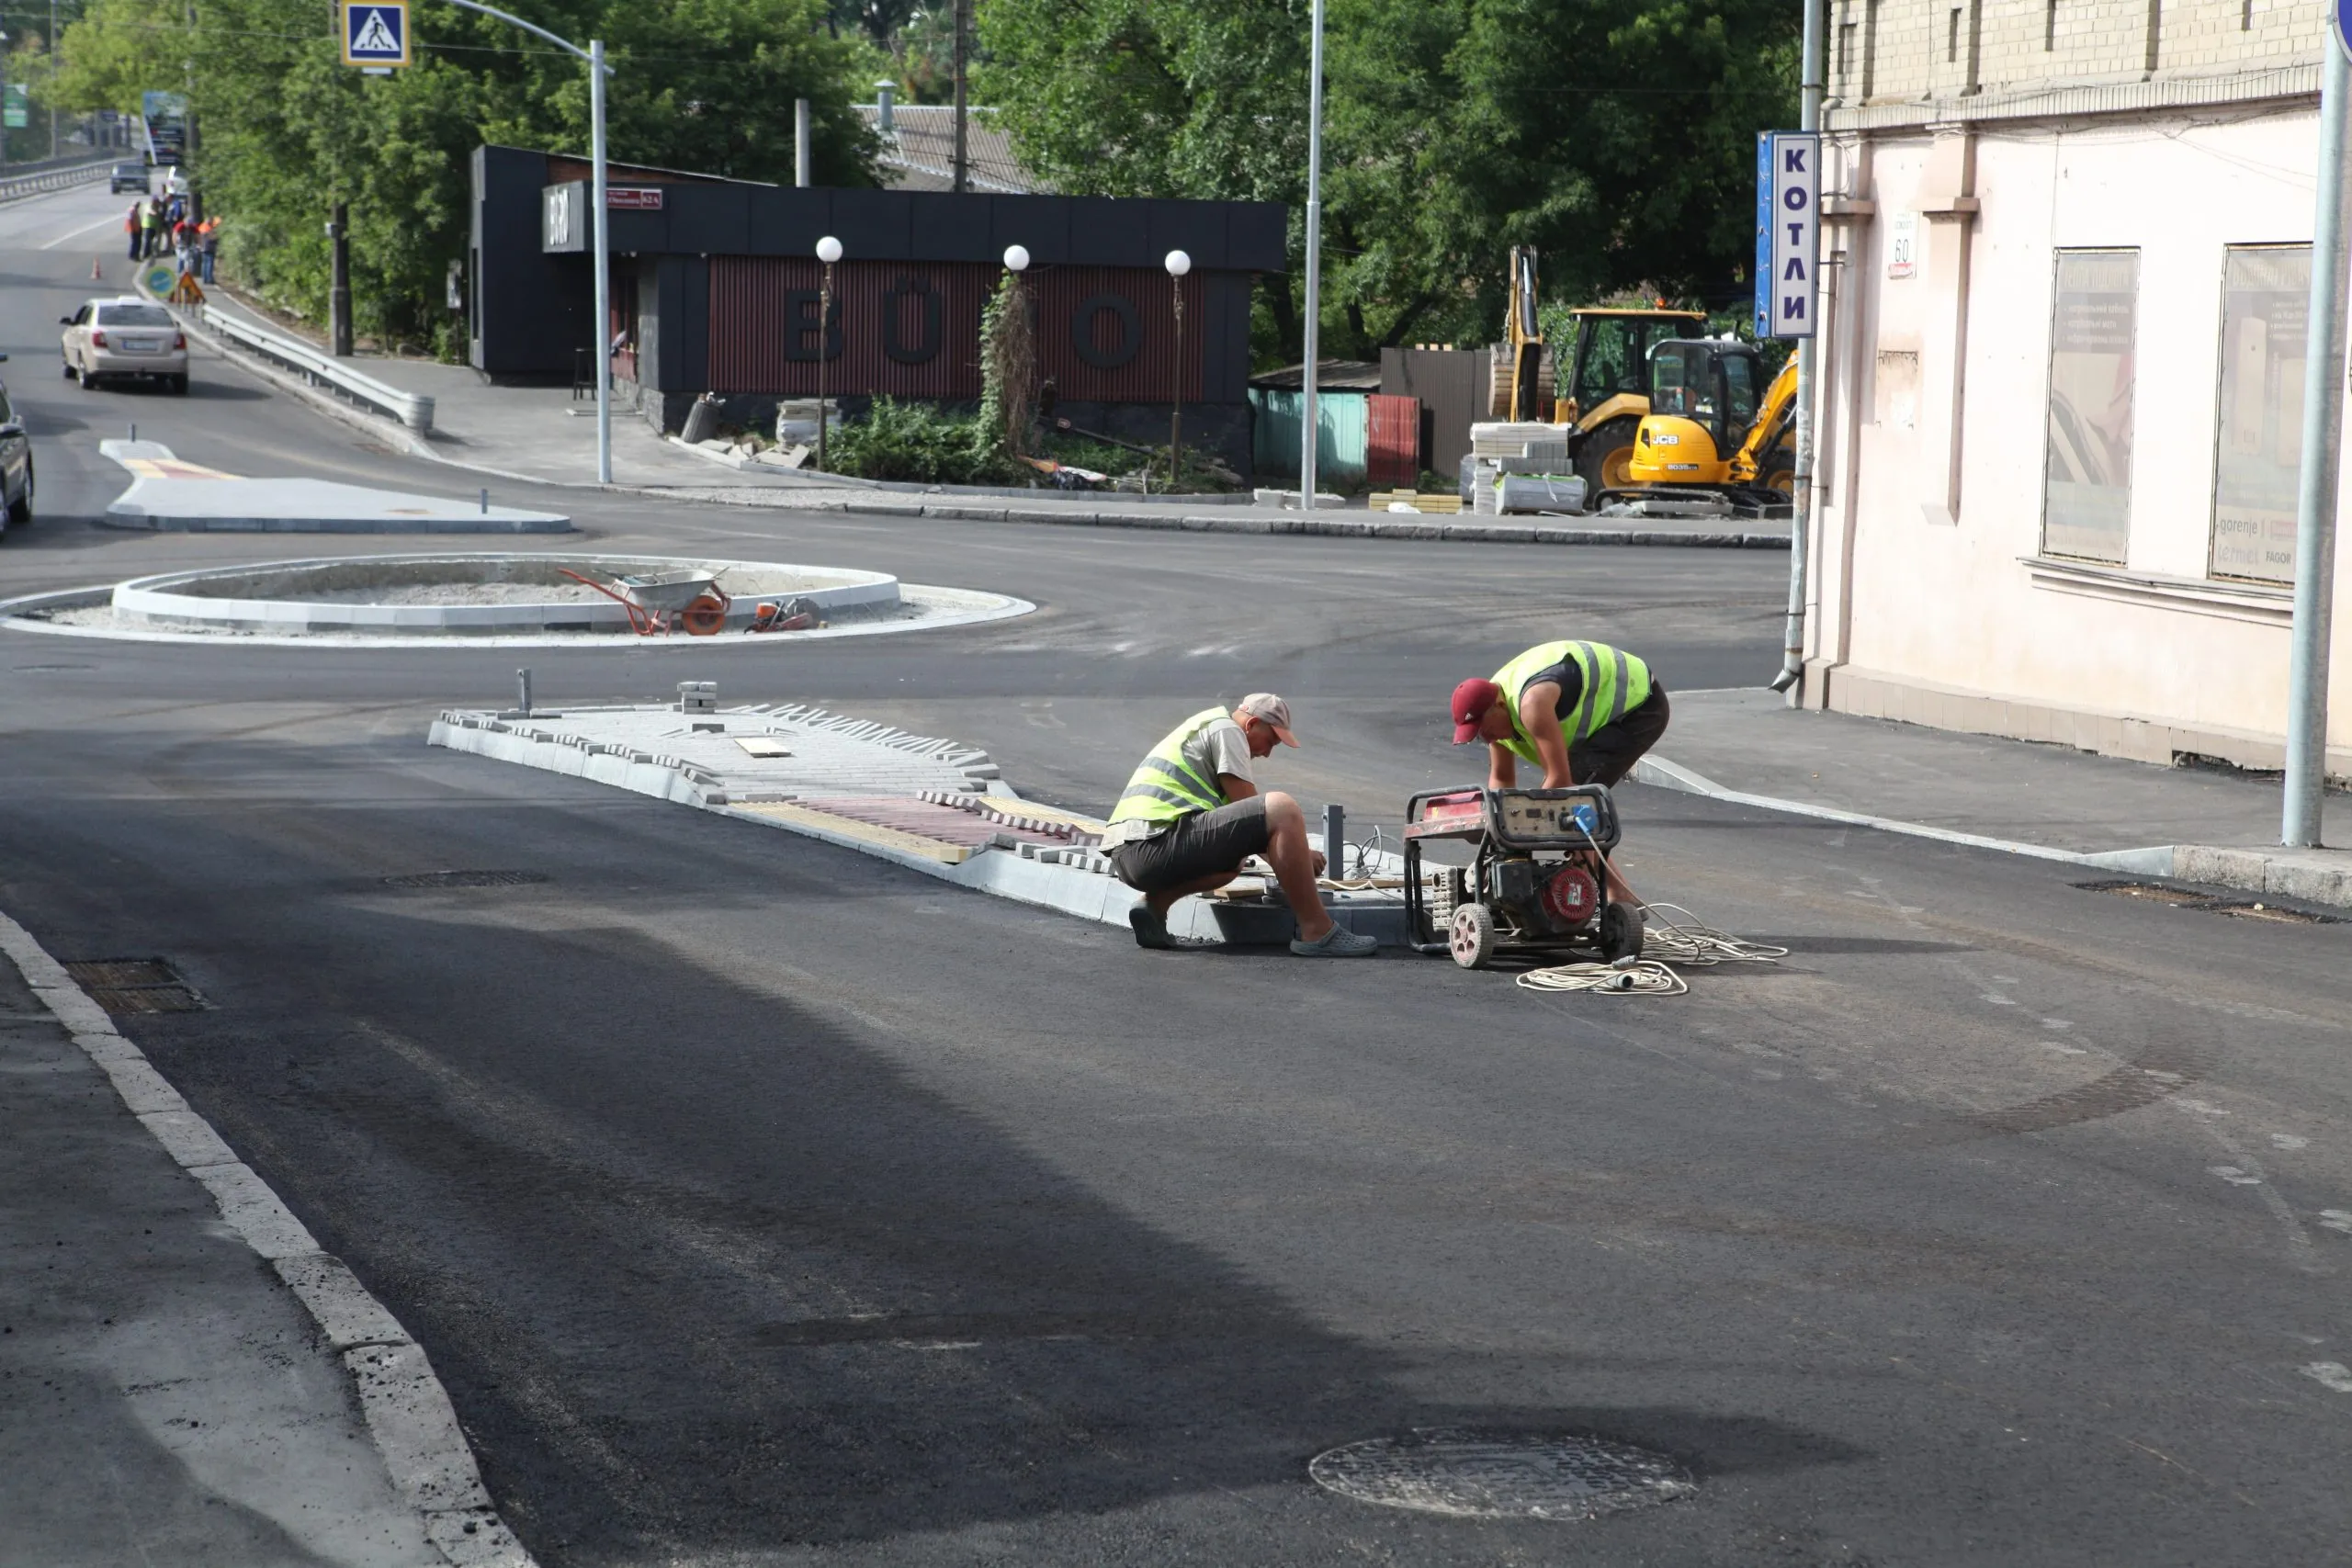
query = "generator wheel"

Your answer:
(680, 593), (729, 636)
(1575, 418), (1640, 510)
(1600, 900), (1644, 963)
(1450, 903), (1498, 970)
